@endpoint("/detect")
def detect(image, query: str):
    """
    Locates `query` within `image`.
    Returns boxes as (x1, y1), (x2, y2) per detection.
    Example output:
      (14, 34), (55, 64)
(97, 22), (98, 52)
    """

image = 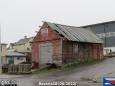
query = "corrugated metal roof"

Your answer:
(81, 20), (115, 27)
(1, 43), (7, 45)
(6, 51), (26, 57)
(47, 22), (103, 43)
